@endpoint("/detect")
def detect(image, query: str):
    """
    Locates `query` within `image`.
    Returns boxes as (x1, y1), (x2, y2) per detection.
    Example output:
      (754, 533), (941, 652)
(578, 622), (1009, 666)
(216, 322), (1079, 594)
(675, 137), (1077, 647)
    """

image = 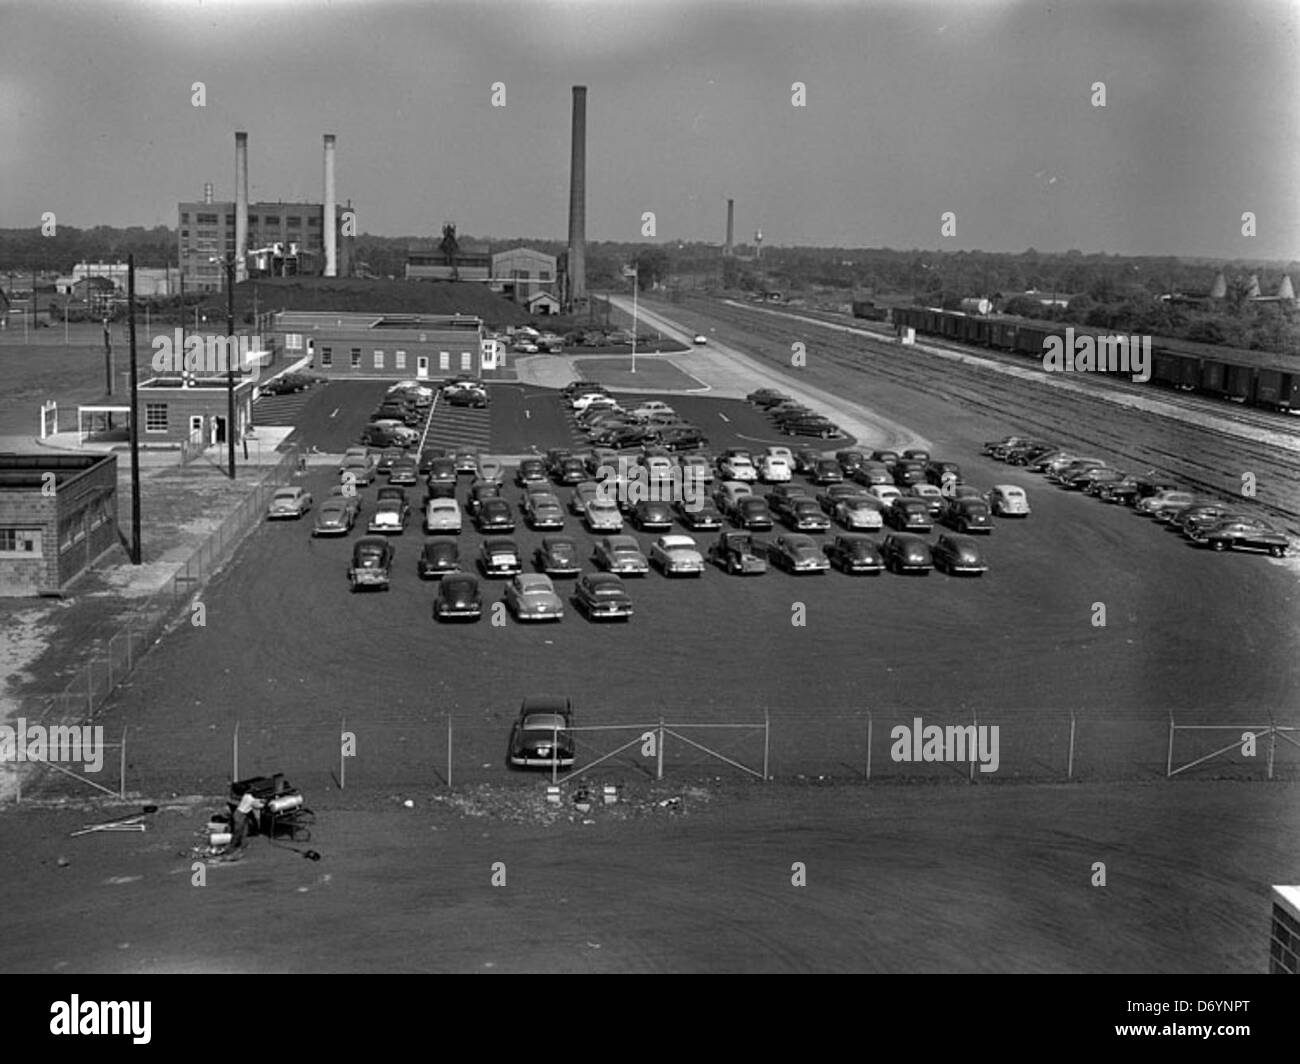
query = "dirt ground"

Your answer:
(0, 778), (1291, 973)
